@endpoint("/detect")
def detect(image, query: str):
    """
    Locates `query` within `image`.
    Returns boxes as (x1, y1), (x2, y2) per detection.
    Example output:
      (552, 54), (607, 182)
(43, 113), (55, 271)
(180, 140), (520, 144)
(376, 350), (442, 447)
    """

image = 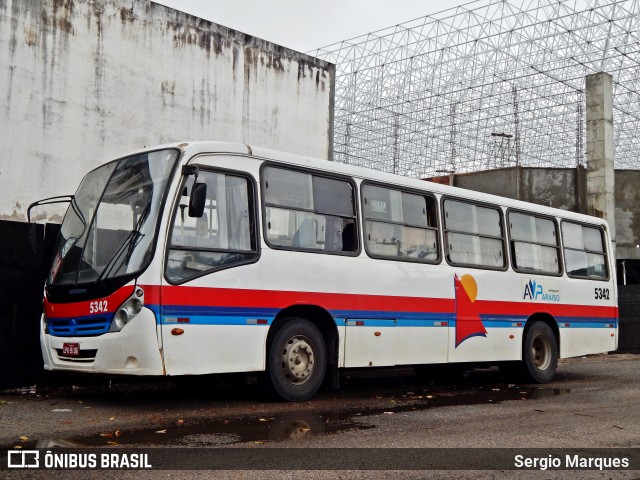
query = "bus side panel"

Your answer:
(559, 327), (617, 358)
(447, 326), (523, 363)
(343, 319), (397, 367)
(447, 269), (523, 363)
(336, 256), (451, 368)
(161, 323), (269, 375)
(555, 276), (617, 358)
(393, 324), (450, 365)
